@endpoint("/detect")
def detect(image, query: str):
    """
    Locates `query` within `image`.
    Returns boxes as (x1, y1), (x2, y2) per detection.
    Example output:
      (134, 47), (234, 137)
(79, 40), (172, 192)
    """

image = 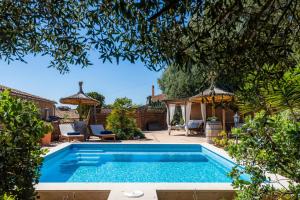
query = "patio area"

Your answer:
(132, 130), (207, 144)
(47, 130), (207, 149)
